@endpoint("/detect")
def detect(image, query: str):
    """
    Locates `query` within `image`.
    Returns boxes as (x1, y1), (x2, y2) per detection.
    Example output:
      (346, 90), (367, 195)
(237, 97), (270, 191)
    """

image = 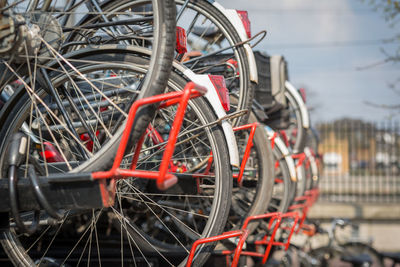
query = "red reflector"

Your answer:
(208, 75), (230, 111)
(236, 10), (251, 38)
(40, 142), (64, 162)
(299, 88), (306, 103)
(176, 26), (187, 54)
